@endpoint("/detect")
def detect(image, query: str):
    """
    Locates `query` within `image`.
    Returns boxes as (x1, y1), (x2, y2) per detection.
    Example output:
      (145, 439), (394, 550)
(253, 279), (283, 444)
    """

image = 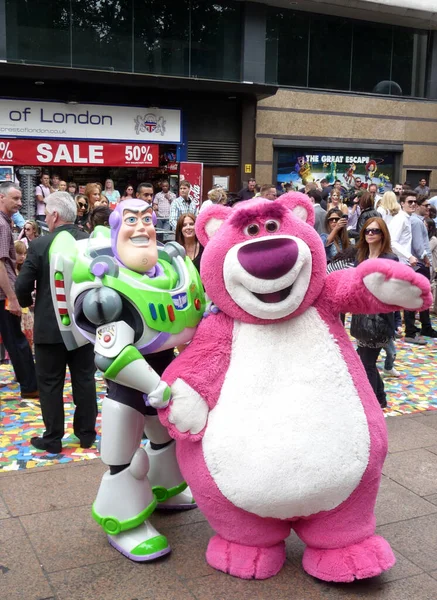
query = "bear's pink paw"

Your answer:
(302, 535), (396, 582)
(206, 534), (286, 580)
